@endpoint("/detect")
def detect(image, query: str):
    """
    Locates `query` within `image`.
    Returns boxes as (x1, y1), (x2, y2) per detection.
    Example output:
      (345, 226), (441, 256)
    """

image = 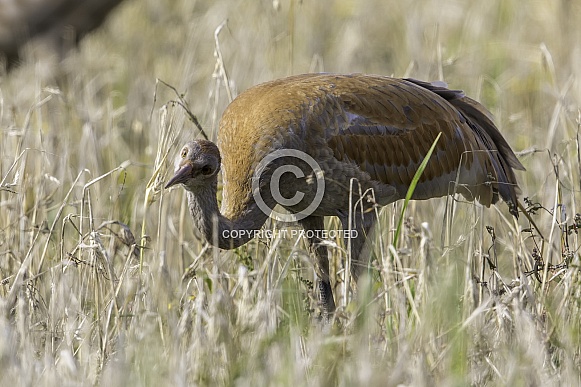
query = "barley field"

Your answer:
(1, 0), (580, 385)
